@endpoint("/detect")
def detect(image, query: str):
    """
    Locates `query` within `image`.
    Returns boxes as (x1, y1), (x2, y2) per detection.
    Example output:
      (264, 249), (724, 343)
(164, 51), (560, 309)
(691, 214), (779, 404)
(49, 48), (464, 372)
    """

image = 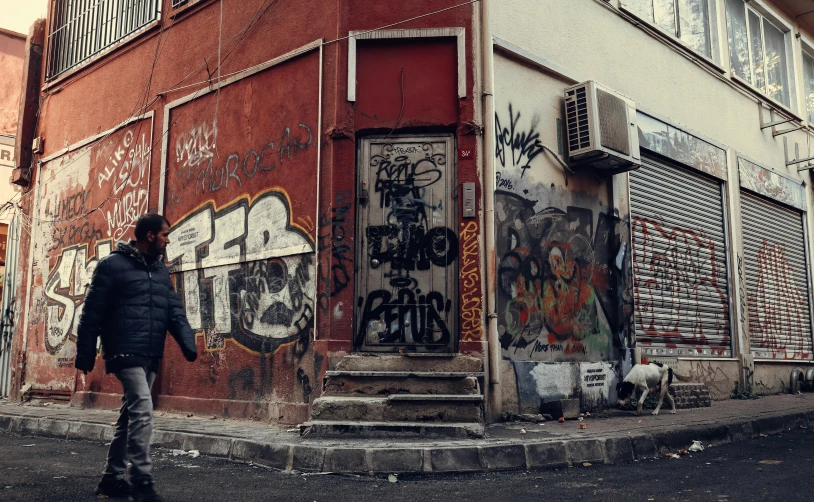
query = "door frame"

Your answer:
(353, 133), (459, 353)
